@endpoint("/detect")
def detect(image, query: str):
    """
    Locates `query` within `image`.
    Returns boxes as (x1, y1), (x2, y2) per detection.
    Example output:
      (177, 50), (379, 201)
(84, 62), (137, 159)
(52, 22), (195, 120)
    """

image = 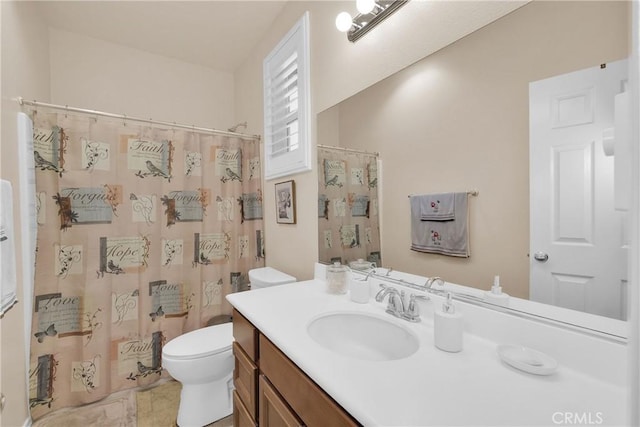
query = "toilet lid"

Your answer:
(249, 267), (296, 286)
(162, 322), (233, 360)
